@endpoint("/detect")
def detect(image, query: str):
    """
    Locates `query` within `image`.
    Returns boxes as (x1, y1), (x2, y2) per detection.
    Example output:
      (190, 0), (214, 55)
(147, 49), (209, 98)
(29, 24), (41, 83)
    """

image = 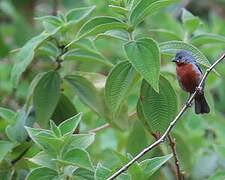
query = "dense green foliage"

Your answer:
(1, 0), (225, 179)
